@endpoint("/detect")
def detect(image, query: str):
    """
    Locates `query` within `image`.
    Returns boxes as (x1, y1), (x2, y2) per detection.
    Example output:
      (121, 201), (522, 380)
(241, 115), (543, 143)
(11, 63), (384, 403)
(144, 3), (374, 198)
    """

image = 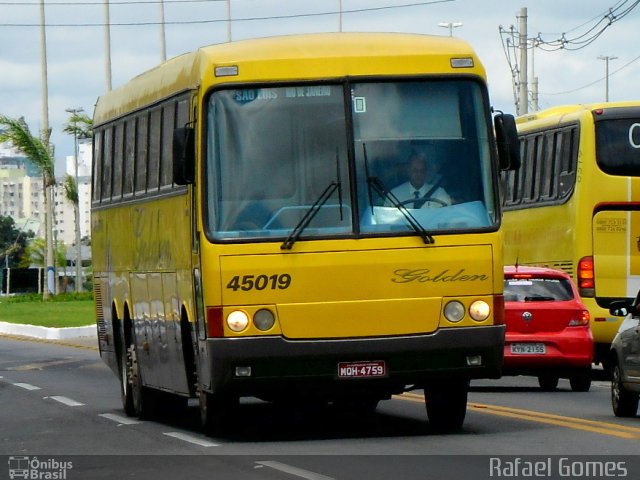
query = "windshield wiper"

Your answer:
(363, 144), (434, 244)
(281, 151), (343, 250)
